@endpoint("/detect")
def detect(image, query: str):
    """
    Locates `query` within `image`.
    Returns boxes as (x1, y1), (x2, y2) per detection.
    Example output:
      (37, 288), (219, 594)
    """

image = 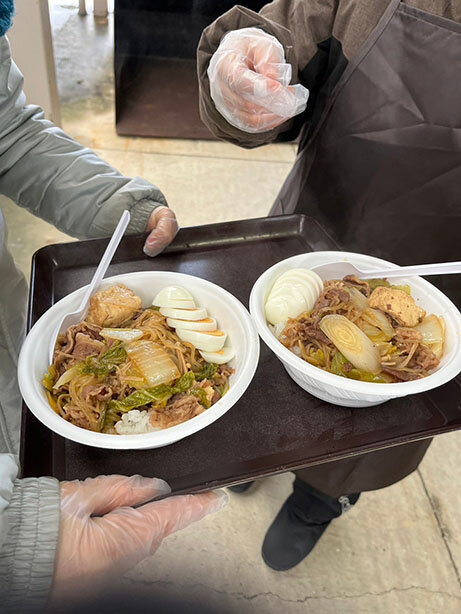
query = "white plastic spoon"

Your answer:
(312, 260), (461, 282)
(48, 210), (131, 363)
